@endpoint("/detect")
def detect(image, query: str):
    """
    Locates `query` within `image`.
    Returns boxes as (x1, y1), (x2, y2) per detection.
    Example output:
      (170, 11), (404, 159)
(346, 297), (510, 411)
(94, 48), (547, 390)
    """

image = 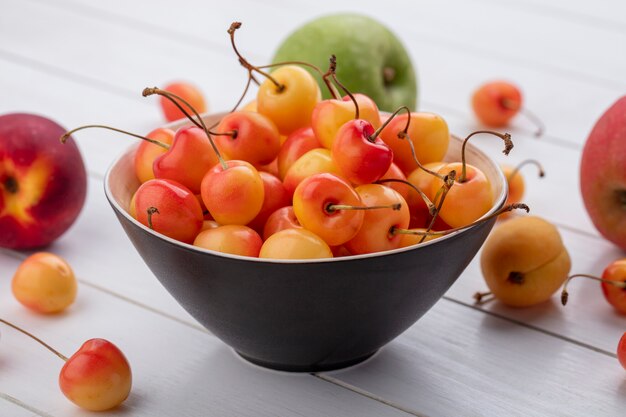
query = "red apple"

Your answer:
(0, 113), (87, 249)
(580, 96), (626, 250)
